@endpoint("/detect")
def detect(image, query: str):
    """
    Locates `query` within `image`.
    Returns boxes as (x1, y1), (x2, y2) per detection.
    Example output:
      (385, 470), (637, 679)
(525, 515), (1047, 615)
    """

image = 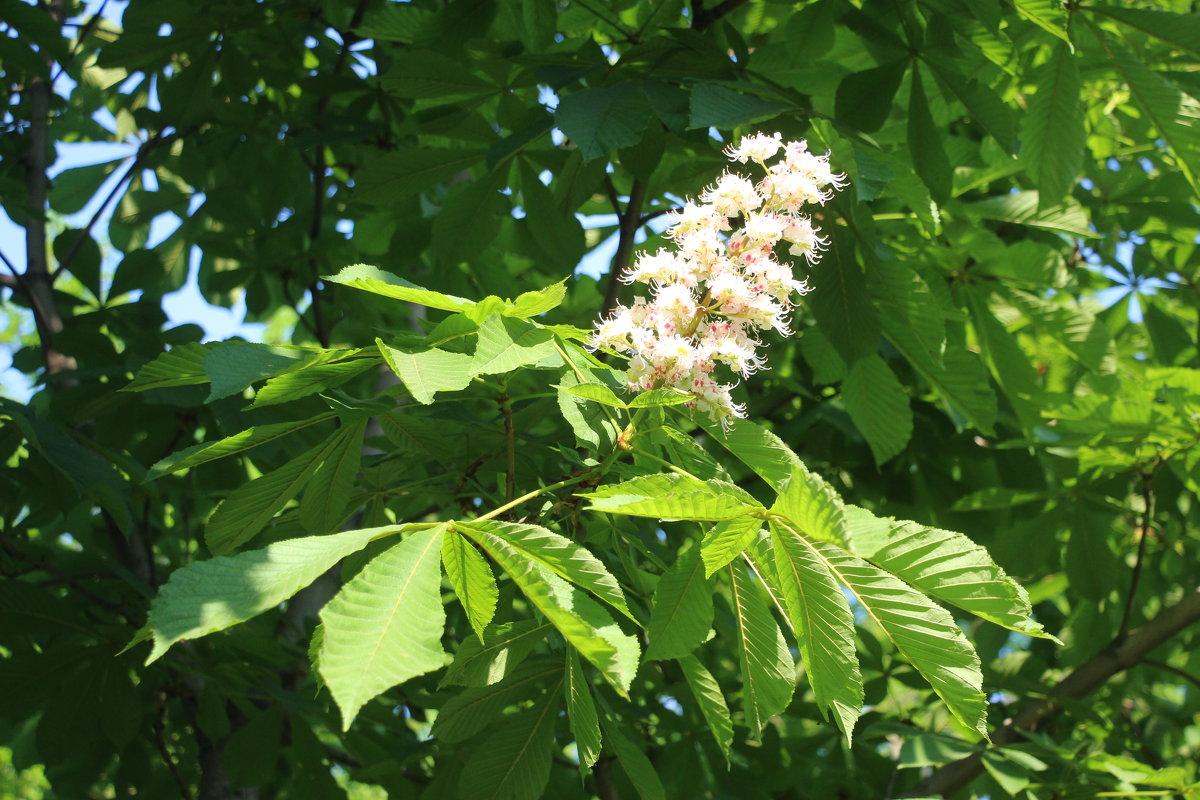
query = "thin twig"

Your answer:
(1118, 466), (1156, 641)
(49, 0), (113, 84)
(0, 247), (19, 277)
(154, 699), (194, 800)
(500, 382), (516, 506)
(1141, 658), (1200, 691)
